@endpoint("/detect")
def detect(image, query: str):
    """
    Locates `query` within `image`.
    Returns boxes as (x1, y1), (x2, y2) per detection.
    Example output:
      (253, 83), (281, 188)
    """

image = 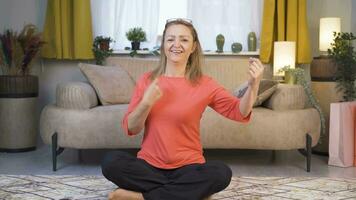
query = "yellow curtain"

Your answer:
(42, 0), (94, 59)
(260, 0), (311, 64)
